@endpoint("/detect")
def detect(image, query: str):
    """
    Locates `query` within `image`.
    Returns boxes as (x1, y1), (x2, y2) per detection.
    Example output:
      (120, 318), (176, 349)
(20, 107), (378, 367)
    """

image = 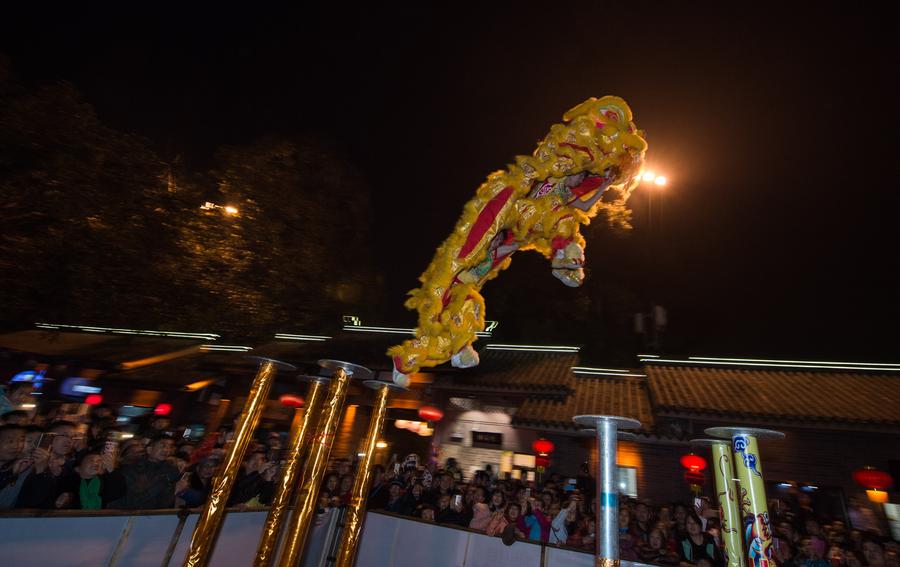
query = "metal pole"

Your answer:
(335, 380), (405, 567)
(692, 439), (745, 567)
(574, 415), (641, 567)
(184, 358), (290, 567)
(707, 427), (785, 567)
(598, 419), (617, 564)
(276, 361), (371, 567)
(253, 377), (328, 567)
